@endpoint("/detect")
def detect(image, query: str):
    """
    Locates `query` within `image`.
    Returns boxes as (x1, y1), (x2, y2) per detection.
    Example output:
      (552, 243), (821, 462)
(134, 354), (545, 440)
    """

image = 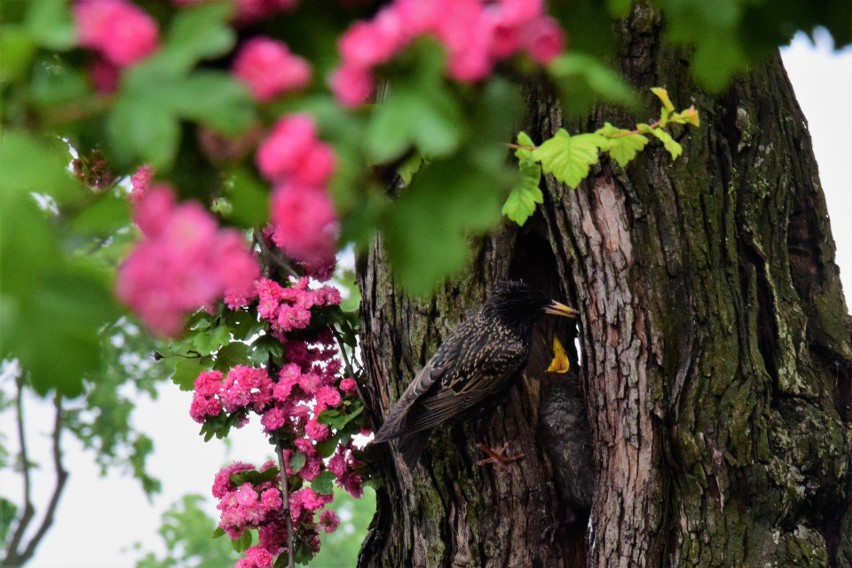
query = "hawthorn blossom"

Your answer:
(331, 0), (566, 104)
(232, 37), (311, 101)
(73, 0), (159, 66)
(270, 182), (338, 267)
(129, 164), (153, 204)
(256, 115), (336, 186)
(116, 187), (259, 336)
